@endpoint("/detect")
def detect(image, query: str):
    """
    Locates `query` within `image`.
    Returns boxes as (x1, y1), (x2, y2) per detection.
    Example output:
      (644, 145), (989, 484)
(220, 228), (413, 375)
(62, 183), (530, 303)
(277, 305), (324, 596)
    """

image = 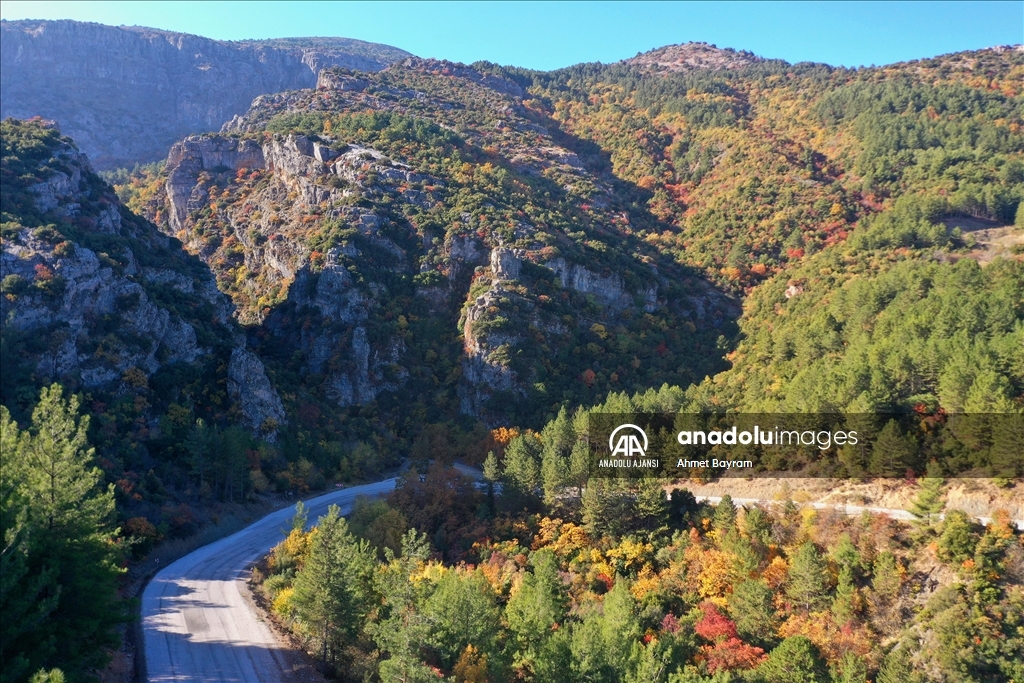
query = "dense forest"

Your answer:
(2, 39), (1023, 682)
